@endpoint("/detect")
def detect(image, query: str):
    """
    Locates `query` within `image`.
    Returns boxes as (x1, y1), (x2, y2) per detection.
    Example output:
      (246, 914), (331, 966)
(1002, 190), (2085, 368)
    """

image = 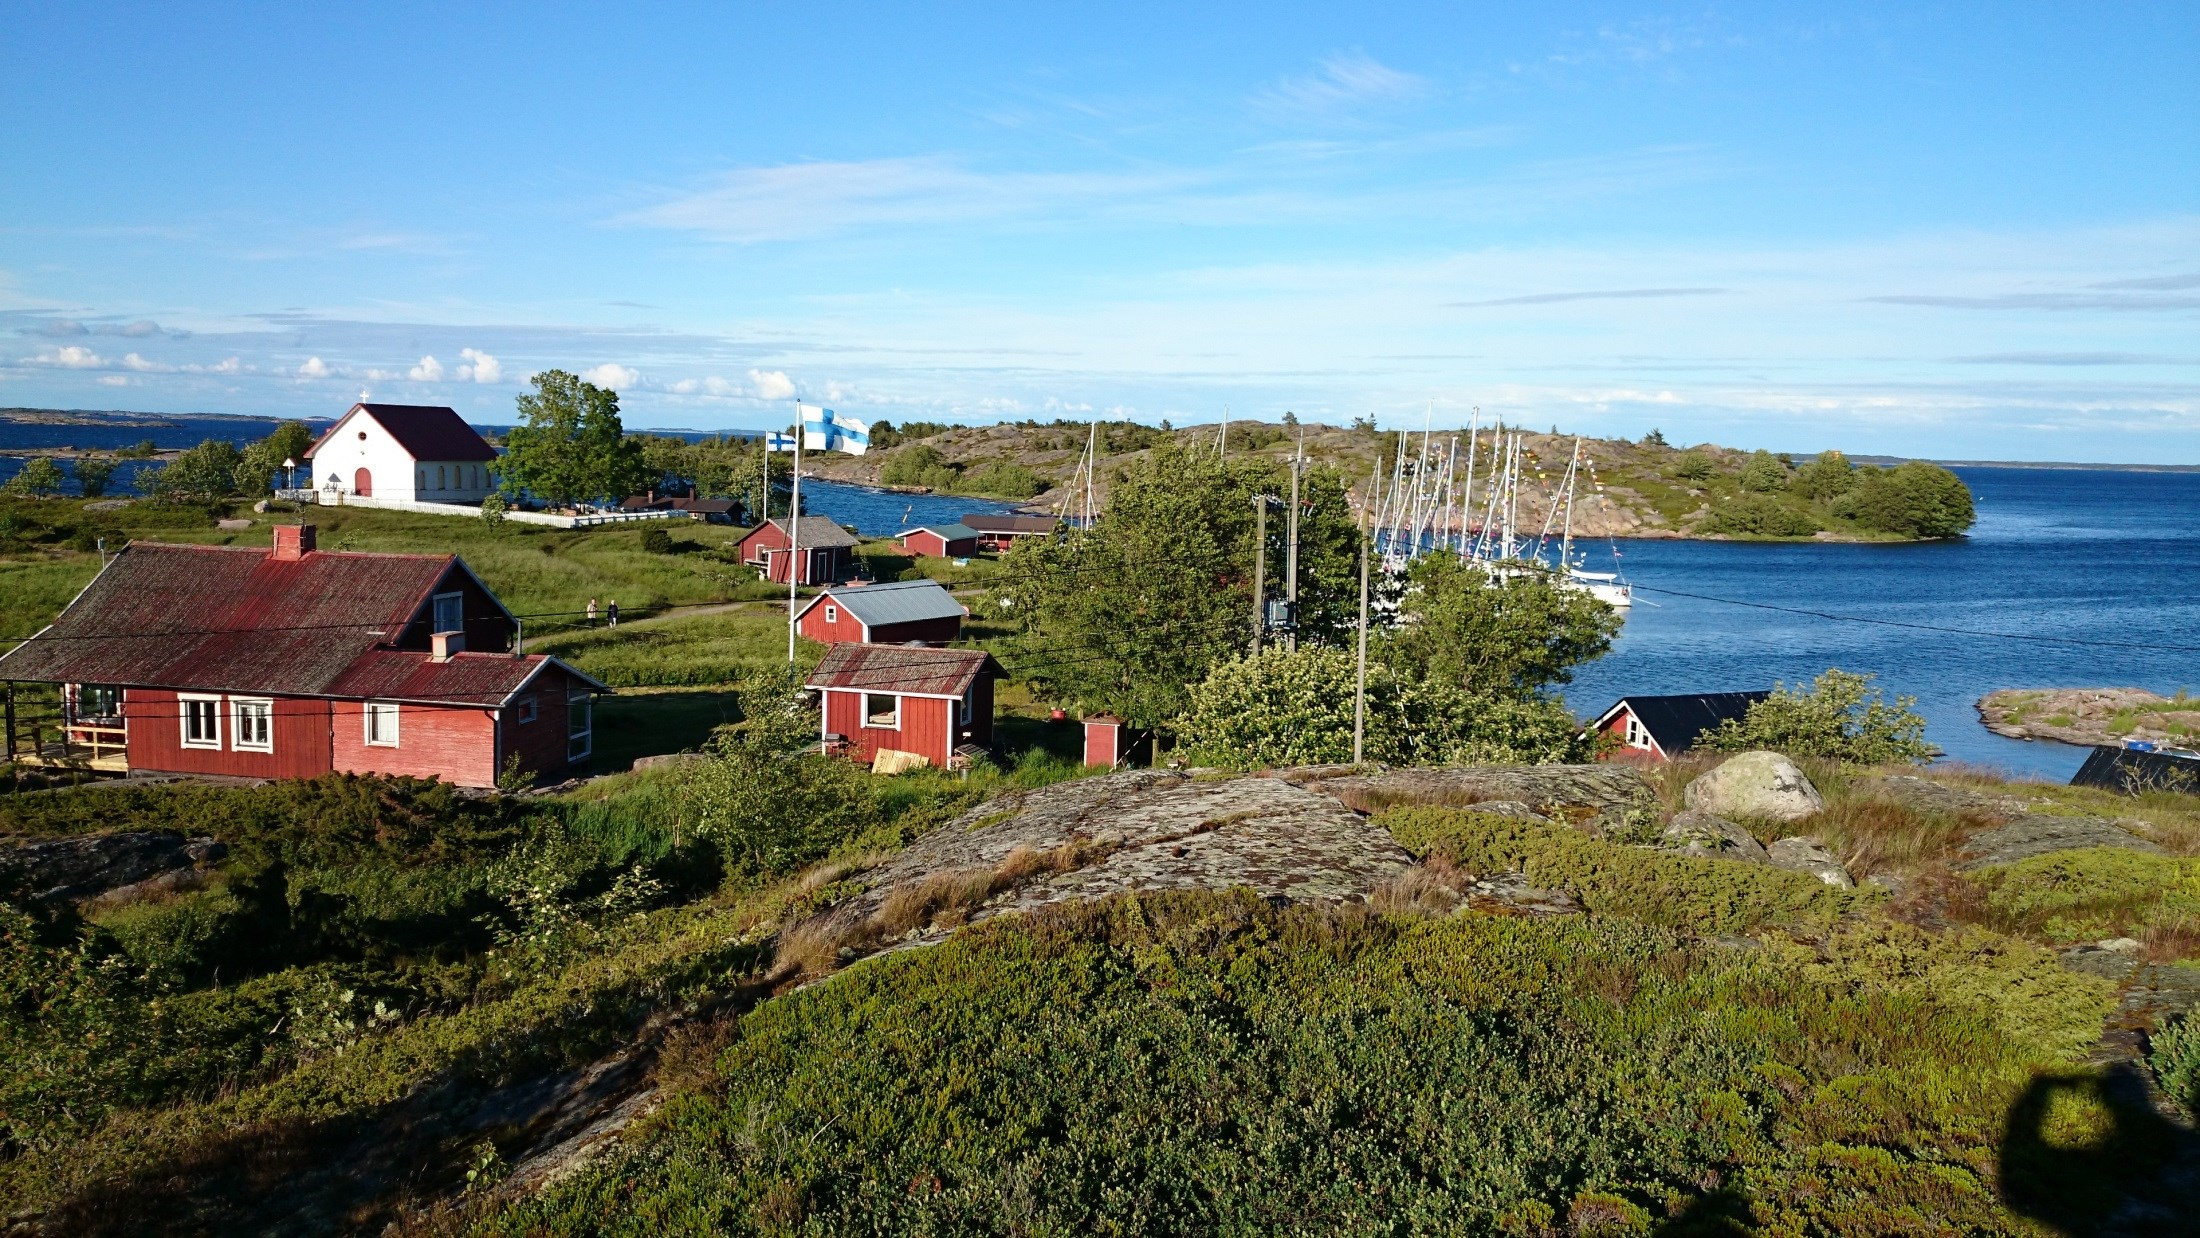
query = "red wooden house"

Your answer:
(0, 524), (607, 788)
(806, 644), (1001, 769)
(898, 522), (981, 558)
(793, 578), (966, 646)
(959, 513), (1059, 552)
(735, 515), (859, 585)
(1587, 692), (1768, 764)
